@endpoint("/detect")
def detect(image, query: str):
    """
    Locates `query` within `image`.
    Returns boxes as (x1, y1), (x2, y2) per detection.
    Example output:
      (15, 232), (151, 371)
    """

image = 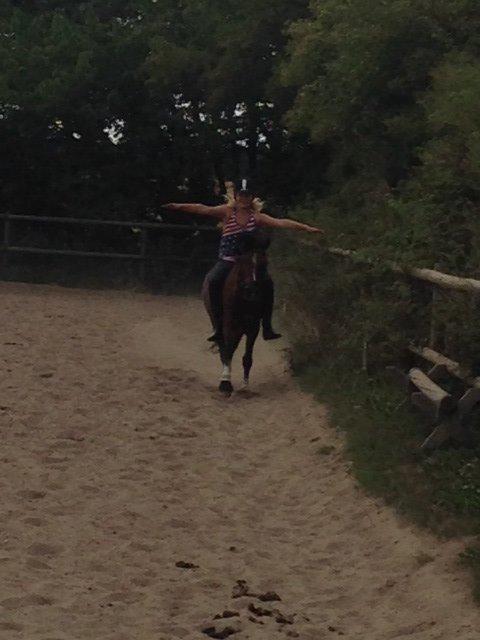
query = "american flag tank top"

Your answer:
(218, 208), (257, 261)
